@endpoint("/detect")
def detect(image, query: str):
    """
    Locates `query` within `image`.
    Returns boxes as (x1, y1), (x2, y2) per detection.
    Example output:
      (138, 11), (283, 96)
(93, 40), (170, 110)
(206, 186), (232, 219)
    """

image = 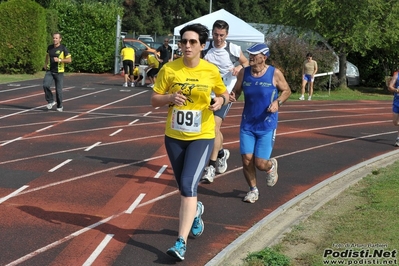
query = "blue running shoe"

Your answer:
(166, 236), (186, 261)
(191, 201), (204, 237)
